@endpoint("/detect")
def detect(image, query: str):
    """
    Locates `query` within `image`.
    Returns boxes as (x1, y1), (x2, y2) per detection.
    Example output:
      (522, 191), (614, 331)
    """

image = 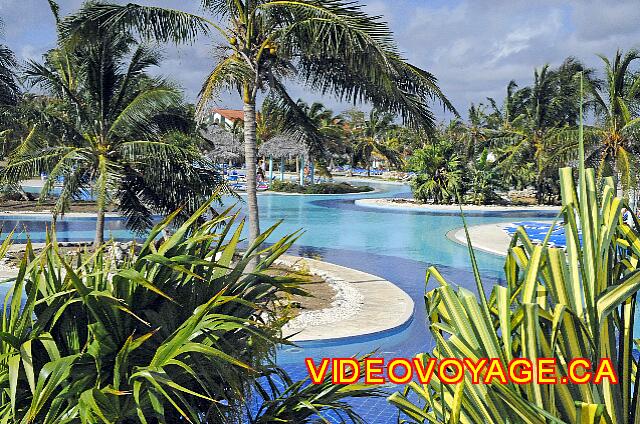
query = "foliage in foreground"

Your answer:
(270, 180), (373, 195)
(0, 200), (377, 423)
(390, 166), (640, 420)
